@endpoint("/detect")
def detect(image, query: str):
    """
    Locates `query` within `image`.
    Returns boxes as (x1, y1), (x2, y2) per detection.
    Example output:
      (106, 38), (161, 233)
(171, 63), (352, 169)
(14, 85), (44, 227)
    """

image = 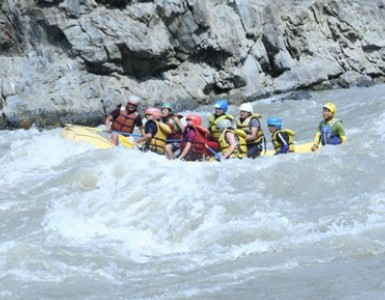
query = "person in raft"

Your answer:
(267, 117), (295, 155)
(104, 95), (143, 145)
(236, 102), (266, 158)
(311, 102), (347, 151)
(207, 99), (235, 152)
(135, 107), (171, 155)
(216, 118), (247, 160)
(161, 102), (185, 160)
(178, 113), (212, 162)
